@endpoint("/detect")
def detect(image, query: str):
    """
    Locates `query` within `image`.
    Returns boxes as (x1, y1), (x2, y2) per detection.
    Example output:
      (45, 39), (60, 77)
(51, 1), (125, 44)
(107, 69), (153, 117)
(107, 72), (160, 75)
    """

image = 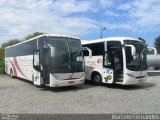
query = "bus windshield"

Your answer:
(48, 37), (84, 73)
(124, 40), (147, 71)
